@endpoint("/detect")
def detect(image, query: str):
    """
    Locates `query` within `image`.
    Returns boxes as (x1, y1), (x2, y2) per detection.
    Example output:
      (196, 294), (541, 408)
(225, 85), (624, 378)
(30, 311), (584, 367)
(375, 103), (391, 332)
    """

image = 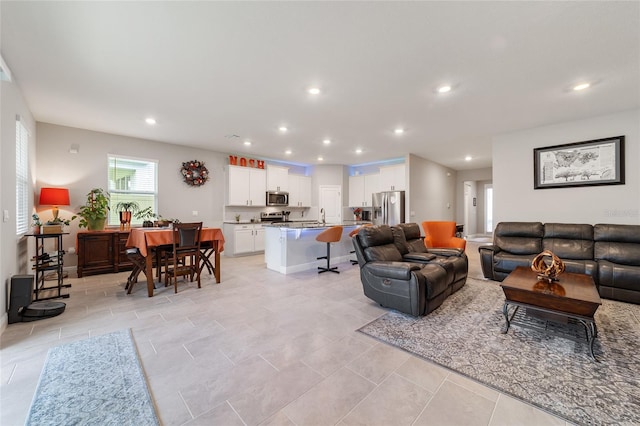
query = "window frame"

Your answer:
(107, 154), (158, 227)
(16, 116), (29, 235)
